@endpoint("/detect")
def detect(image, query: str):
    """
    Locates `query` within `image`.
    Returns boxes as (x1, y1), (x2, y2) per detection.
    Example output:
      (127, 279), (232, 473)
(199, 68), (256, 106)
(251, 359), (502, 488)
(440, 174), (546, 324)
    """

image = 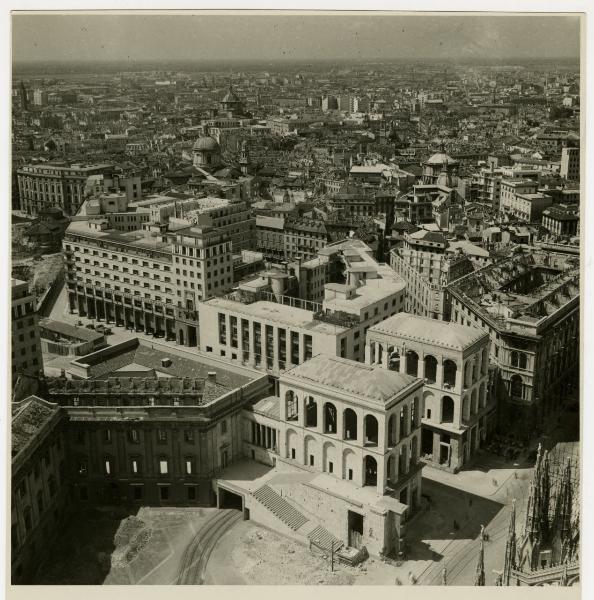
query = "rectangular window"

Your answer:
(185, 459), (193, 475)
(159, 486), (169, 501)
(218, 313), (227, 345)
(220, 420), (227, 435)
(159, 460), (169, 475)
(157, 429), (168, 444)
(131, 459), (140, 475)
(187, 486), (197, 501)
(184, 429), (194, 443)
(104, 459), (112, 476)
(133, 486), (143, 501)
